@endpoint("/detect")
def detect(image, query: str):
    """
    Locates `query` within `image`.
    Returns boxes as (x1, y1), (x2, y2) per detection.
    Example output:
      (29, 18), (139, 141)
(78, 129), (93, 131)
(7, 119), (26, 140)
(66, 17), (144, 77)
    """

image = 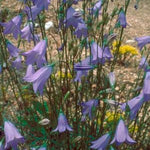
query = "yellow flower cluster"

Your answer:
(105, 111), (122, 122)
(57, 71), (72, 79)
(97, 111), (123, 125)
(51, 71), (72, 79)
(112, 41), (139, 55)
